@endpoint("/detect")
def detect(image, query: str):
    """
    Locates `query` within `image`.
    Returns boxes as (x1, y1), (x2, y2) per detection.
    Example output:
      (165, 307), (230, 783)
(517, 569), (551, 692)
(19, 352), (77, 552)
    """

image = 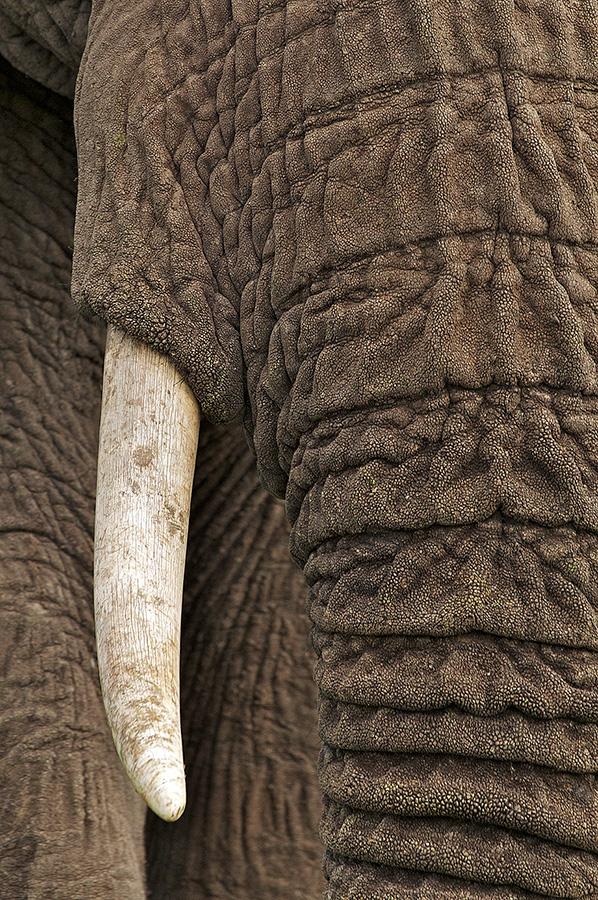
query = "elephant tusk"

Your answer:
(94, 325), (200, 822)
